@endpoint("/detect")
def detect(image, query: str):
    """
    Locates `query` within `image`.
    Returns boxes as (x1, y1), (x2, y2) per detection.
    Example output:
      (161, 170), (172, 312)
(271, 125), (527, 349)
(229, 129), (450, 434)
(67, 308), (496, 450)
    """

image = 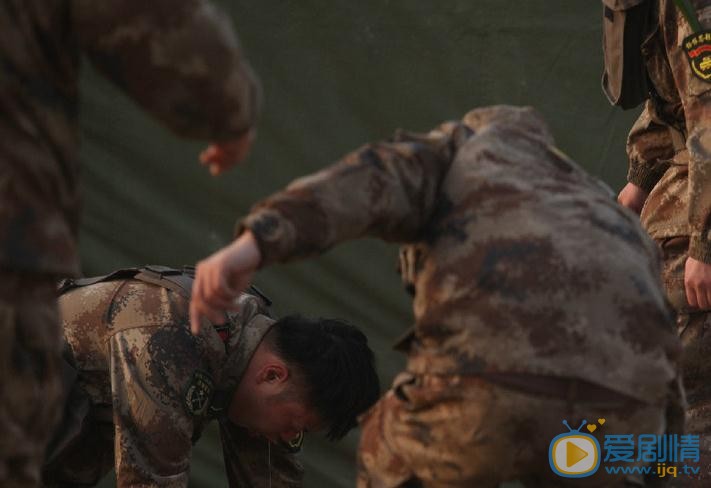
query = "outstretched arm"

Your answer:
(190, 122), (474, 332)
(191, 230), (261, 330)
